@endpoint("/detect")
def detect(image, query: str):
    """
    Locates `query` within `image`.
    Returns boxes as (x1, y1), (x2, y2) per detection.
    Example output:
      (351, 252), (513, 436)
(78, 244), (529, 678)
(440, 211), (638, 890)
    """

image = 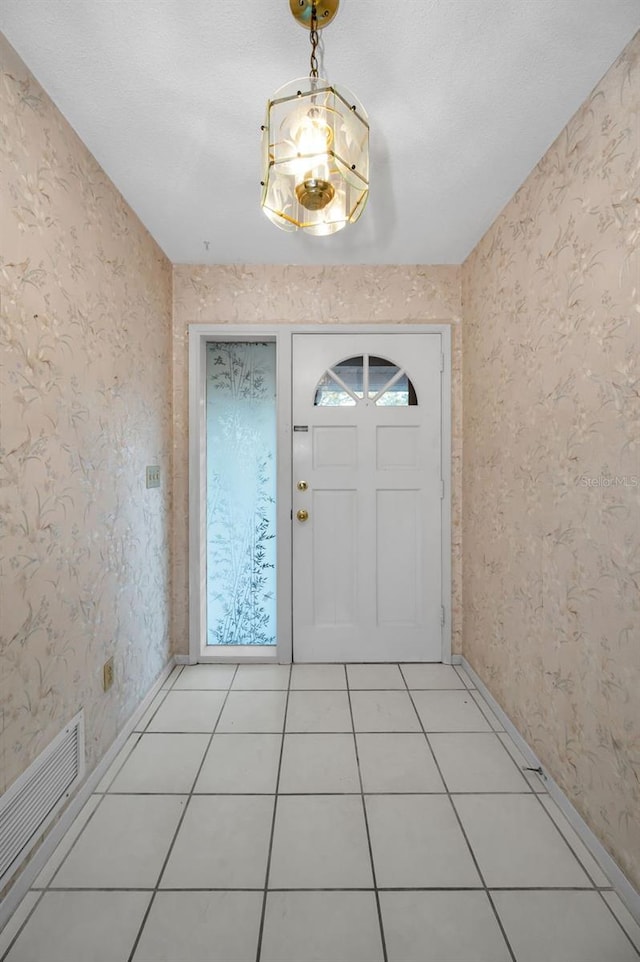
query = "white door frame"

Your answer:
(188, 324), (452, 665)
